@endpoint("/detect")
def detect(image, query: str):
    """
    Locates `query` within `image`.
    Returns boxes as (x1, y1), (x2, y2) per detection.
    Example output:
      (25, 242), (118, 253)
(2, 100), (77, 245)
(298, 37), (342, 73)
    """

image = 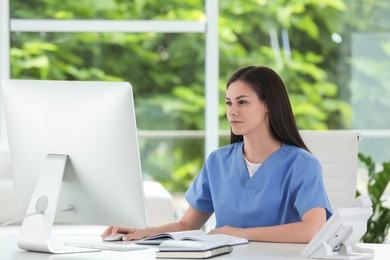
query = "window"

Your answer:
(2, 0), (390, 194)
